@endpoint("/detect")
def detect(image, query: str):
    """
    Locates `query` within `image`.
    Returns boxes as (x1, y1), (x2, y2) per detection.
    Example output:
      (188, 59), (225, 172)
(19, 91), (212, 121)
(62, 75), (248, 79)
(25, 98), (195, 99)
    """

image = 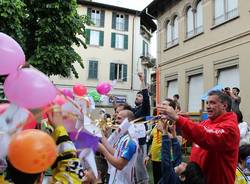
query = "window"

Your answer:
(86, 29), (104, 46)
(110, 63), (127, 81)
(214, 0), (238, 25)
(217, 67), (239, 88)
(116, 14), (125, 30)
(166, 16), (179, 48)
(87, 8), (105, 27)
(112, 12), (129, 31)
(186, 1), (203, 38)
(167, 80), (178, 98)
(88, 60), (98, 79)
(142, 41), (149, 57)
(188, 74), (203, 112)
(111, 33), (128, 49)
